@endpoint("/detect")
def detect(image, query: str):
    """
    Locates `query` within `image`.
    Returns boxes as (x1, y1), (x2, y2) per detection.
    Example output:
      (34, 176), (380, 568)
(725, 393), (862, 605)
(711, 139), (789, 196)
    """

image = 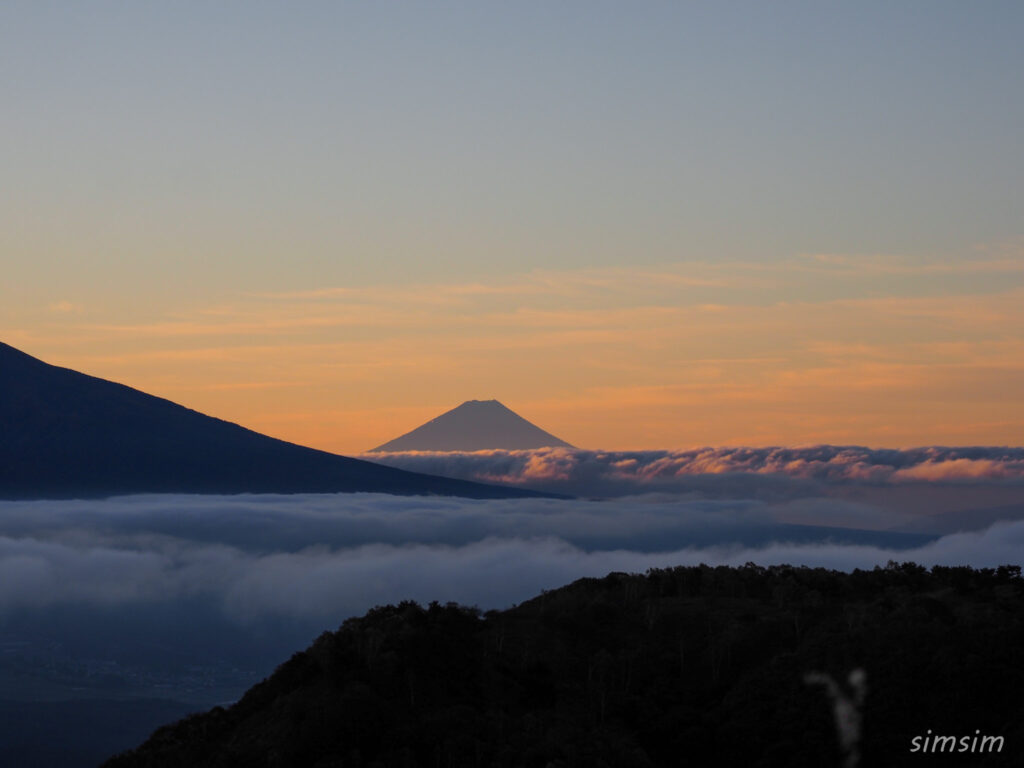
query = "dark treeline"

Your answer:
(104, 563), (1024, 767)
